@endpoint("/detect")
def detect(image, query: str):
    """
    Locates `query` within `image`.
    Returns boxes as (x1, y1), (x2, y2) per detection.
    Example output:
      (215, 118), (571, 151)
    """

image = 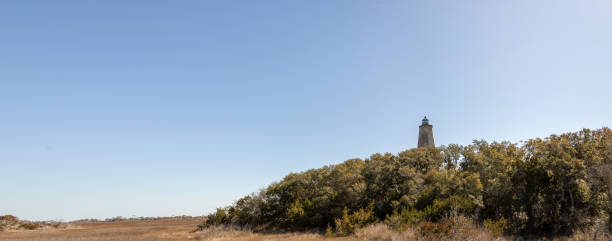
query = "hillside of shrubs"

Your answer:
(0, 215), (65, 231)
(199, 128), (612, 238)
